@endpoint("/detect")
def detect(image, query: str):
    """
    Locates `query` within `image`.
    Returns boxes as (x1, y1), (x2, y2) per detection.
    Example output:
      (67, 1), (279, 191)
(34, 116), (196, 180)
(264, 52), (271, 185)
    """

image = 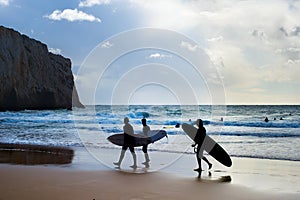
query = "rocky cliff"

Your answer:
(0, 26), (84, 111)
